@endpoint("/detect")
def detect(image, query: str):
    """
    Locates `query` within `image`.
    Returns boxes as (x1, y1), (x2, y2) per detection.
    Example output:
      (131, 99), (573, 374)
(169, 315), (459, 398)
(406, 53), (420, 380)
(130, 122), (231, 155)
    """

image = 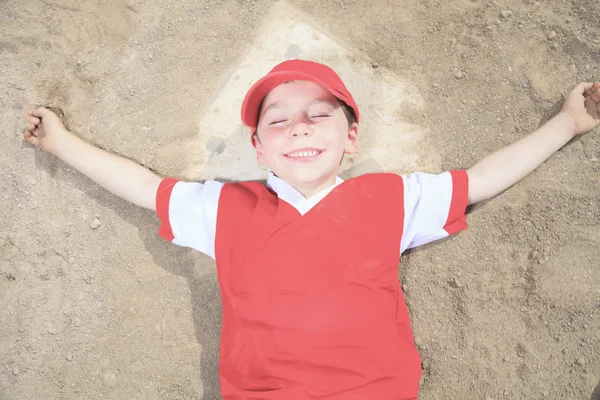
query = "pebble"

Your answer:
(453, 68), (464, 79)
(371, 62), (379, 68)
(500, 10), (513, 19)
(551, 43), (559, 51)
(29, 178), (37, 185)
(90, 218), (102, 230)
(12, 367), (19, 375)
(503, 356), (510, 362)
(66, 353), (73, 361)
(414, 337), (423, 348)
(547, 31), (557, 40)
(401, 284), (409, 292)
(450, 277), (464, 288)
(576, 357), (586, 366)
